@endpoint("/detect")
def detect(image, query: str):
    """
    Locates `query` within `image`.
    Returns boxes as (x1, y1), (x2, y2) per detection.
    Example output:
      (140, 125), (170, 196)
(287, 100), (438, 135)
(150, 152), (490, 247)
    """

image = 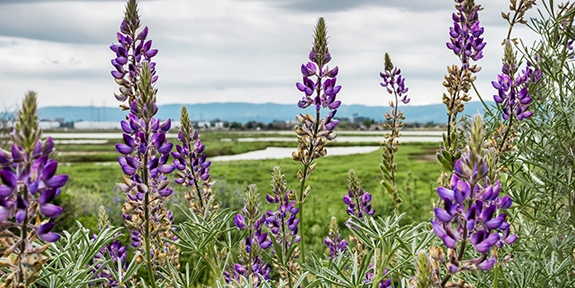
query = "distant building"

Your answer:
(39, 121), (60, 130)
(195, 121), (211, 129)
(74, 121), (120, 130)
